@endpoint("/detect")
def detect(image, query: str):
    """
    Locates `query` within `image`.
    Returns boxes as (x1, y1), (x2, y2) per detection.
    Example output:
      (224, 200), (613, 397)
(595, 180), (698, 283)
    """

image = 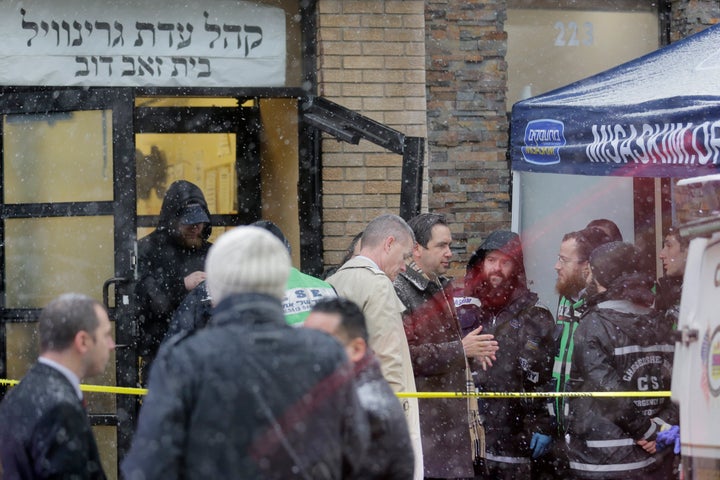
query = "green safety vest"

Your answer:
(551, 295), (585, 434)
(282, 268), (337, 326)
